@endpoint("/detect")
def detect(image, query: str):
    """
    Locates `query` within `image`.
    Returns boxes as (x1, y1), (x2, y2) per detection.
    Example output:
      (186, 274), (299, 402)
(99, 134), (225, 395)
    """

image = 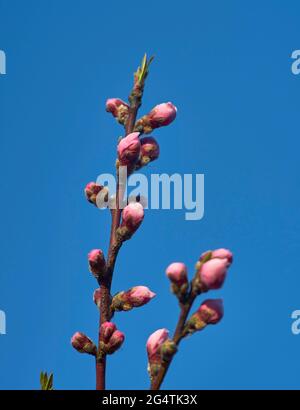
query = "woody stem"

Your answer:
(150, 294), (197, 390)
(95, 80), (144, 390)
